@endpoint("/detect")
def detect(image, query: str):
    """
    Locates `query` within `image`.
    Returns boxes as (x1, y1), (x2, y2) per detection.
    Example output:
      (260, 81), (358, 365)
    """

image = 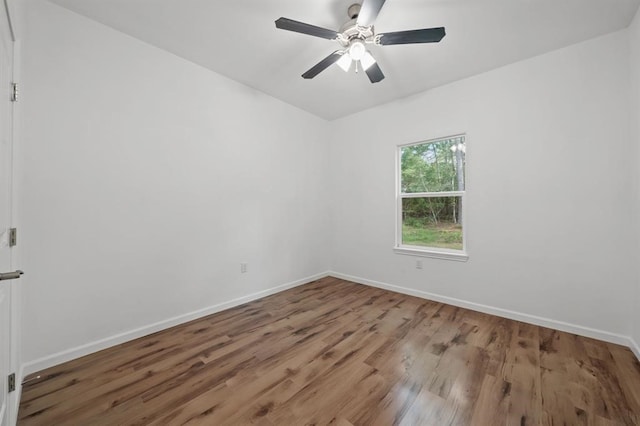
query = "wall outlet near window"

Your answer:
(416, 260), (423, 269)
(240, 262), (248, 273)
